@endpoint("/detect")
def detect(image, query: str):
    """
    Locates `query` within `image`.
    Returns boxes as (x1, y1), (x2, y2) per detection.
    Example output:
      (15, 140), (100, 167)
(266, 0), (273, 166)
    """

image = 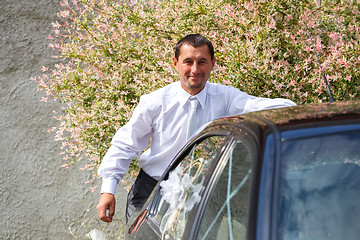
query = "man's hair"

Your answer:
(174, 34), (214, 60)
